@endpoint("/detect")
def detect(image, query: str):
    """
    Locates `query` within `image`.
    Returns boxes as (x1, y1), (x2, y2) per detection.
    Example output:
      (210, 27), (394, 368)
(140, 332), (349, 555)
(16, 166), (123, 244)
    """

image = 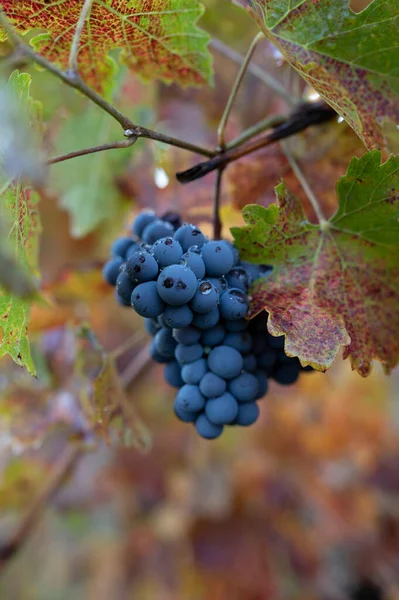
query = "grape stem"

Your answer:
(48, 137), (137, 165)
(68, 0), (94, 75)
(213, 168), (225, 239)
